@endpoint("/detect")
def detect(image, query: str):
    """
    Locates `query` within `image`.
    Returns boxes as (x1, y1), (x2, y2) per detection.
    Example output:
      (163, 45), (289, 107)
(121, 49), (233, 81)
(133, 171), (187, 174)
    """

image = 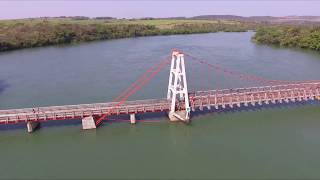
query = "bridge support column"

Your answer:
(167, 50), (191, 123)
(130, 113), (136, 124)
(27, 121), (39, 133)
(82, 116), (96, 130)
